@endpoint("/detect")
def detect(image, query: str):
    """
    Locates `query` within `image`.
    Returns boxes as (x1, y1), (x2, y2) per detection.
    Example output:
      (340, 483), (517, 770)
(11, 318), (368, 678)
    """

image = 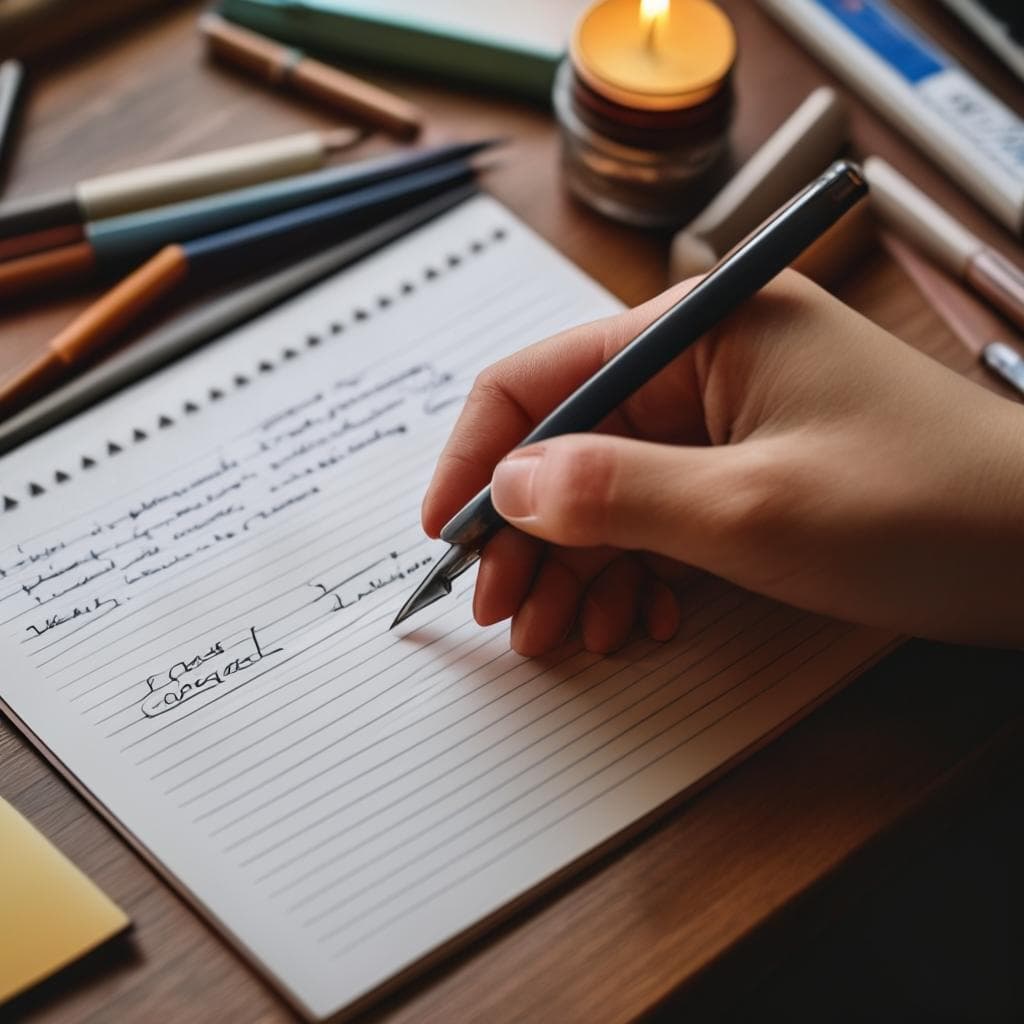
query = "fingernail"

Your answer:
(492, 448), (543, 520)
